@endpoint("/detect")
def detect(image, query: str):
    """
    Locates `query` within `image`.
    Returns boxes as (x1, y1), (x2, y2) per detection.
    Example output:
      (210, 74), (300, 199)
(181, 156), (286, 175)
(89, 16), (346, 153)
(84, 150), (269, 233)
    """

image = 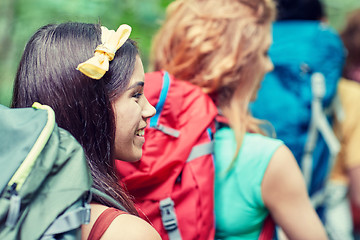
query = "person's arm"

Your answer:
(345, 104), (360, 209)
(349, 166), (360, 208)
(261, 145), (328, 240)
(82, 204), (161, 240)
